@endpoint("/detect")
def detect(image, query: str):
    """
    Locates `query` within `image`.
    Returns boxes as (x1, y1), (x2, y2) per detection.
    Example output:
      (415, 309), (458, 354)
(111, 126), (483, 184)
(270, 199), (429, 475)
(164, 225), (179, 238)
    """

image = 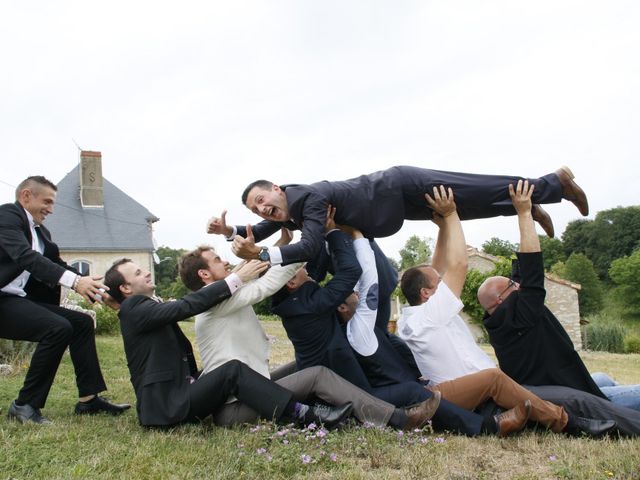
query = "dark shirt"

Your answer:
(483, 251), (606, 399)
